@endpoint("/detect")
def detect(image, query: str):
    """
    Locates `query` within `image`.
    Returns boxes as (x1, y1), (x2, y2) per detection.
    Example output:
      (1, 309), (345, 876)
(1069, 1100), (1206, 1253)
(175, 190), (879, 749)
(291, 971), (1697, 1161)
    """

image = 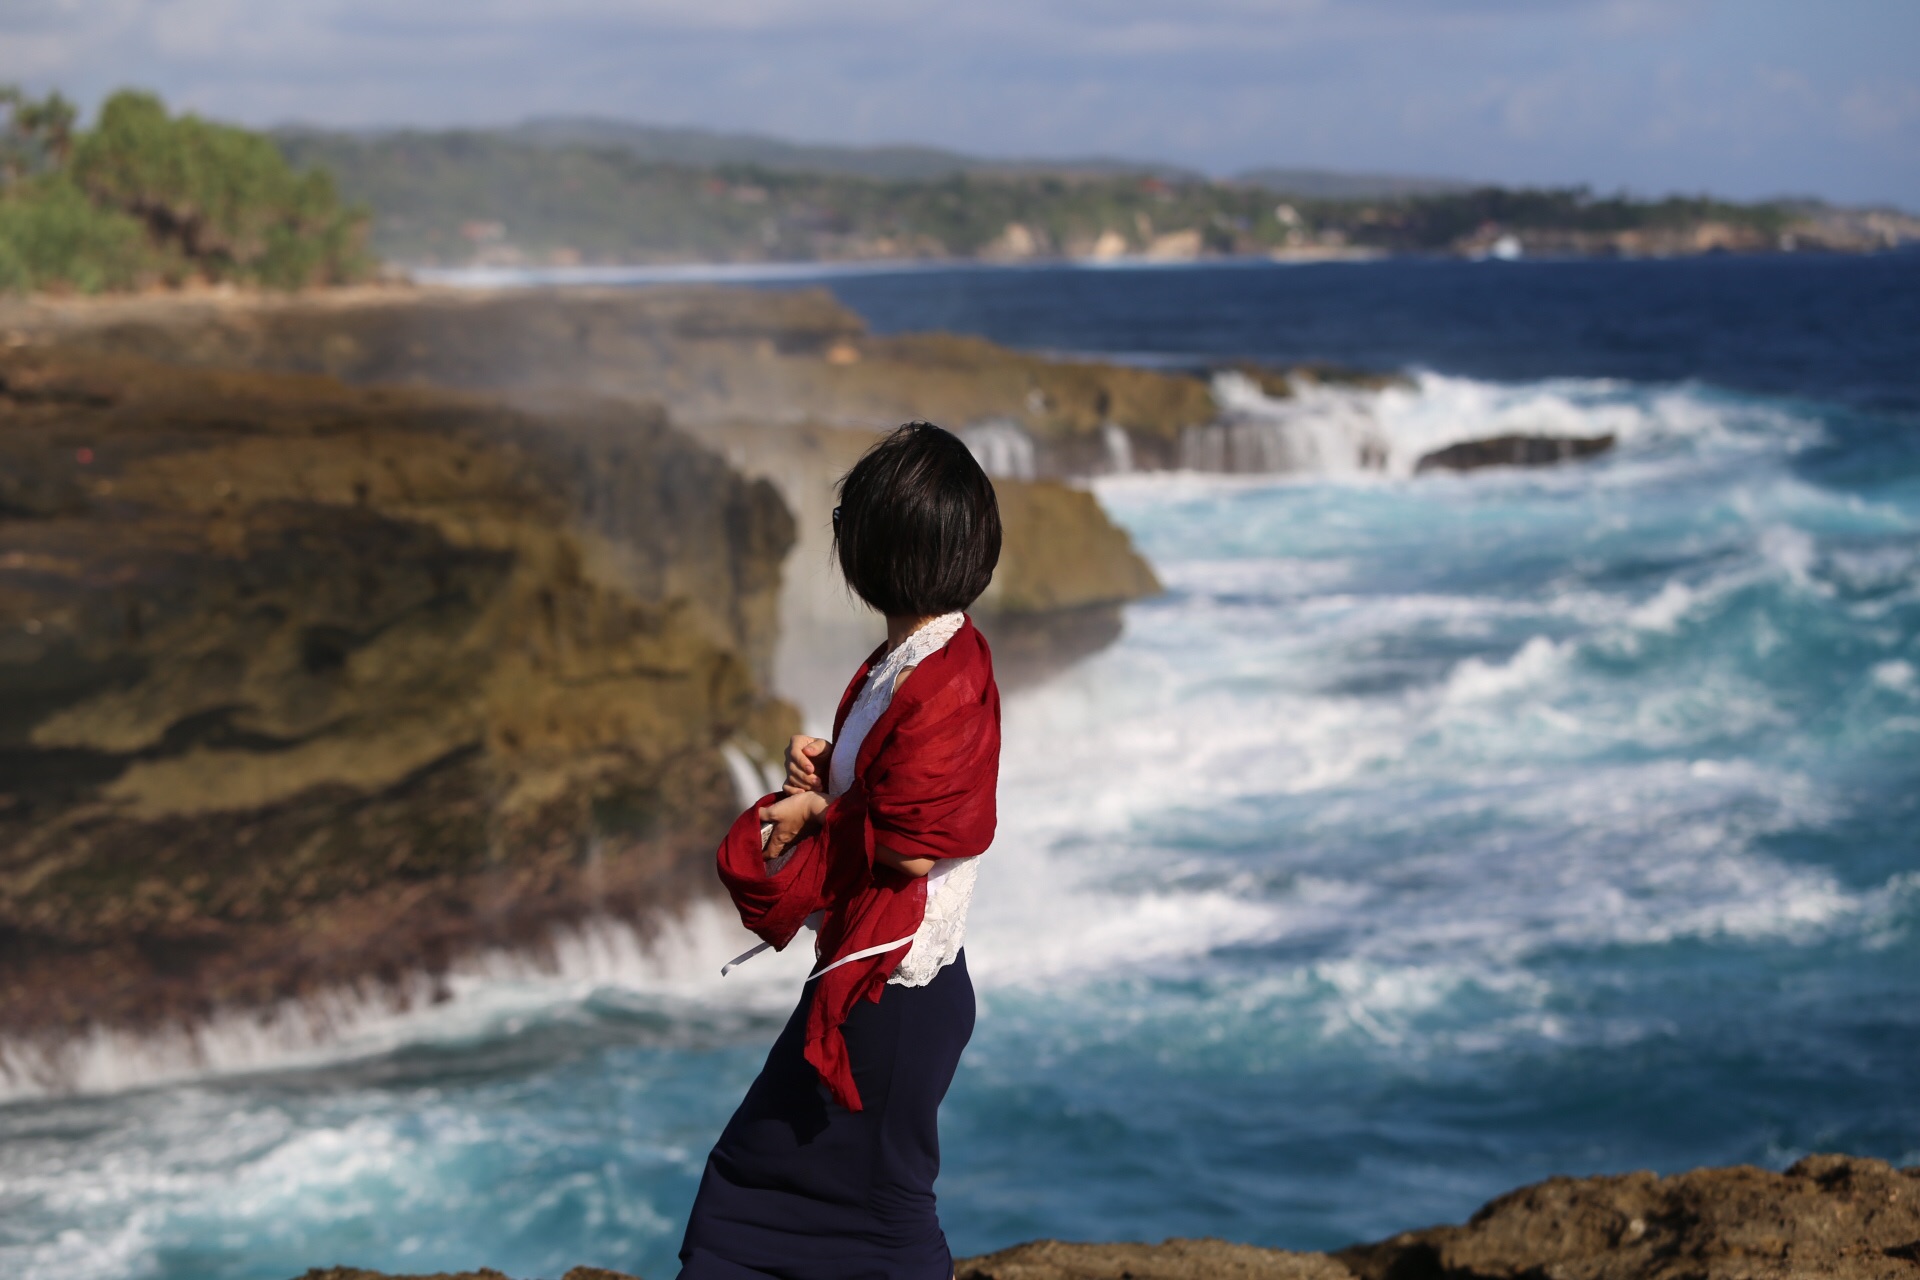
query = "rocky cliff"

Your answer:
(3, 284), (1170, 711)
(0, 284), (1174, 1075)
(288, 1155), (1920, 1280)
(0, 344), (795, 1058)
